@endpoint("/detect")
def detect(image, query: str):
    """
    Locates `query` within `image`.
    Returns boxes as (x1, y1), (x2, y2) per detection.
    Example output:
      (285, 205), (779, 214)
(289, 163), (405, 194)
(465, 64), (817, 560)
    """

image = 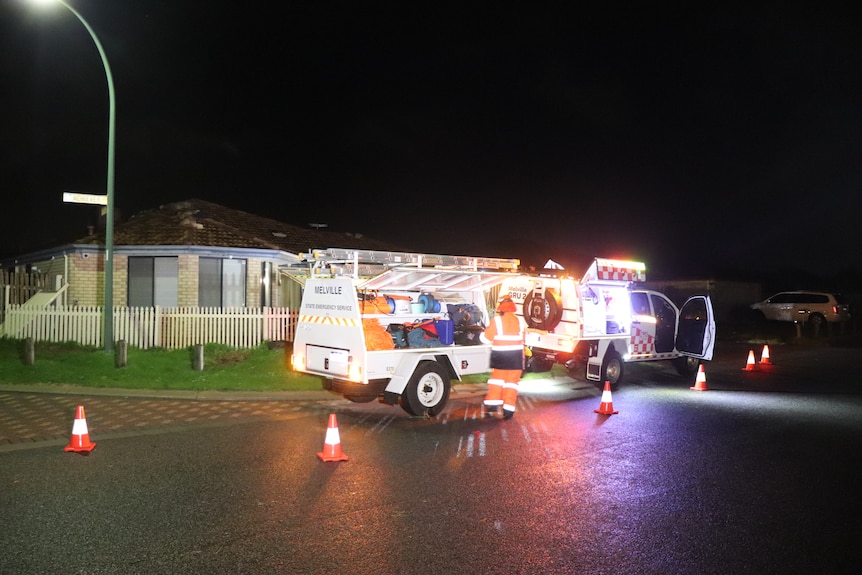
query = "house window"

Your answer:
(128, 257), (178, 307)
(199, 258), (246, 307)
